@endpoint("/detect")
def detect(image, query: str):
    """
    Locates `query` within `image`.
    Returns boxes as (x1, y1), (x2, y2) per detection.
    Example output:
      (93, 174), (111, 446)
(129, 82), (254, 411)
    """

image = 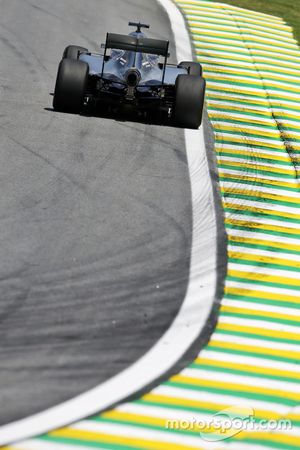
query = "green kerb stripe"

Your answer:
(219, 176), (300, 192)
(208, 342), (300, 363)
(214, 329), (300, 345)
(223, 193), (300, 208)
(225, 209), (300, 226)
(165, 380), (297, 406)
(190, 362), (300, 383)
(228, 258), (300, 273)
(225, 224), (300, 239)
(220, 311), (300, 327)
(218, 164), (295, 178)
(40, 435), (142, 450)
(226, 275), (300, 291)
(224, 293), (300, 309)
